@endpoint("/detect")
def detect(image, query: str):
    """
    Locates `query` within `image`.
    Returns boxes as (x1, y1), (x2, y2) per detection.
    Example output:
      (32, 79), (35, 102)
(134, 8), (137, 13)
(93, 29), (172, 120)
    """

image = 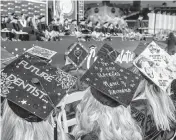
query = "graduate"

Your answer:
(86, 20), (93, 32)
(0, 47), (77, 140)
(101, 22), (108, 35)
(63, 19), (71, 35)
(131, 41), (176, 140)
(94, 21), (101, 33)
(72, 44), (143, 140)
